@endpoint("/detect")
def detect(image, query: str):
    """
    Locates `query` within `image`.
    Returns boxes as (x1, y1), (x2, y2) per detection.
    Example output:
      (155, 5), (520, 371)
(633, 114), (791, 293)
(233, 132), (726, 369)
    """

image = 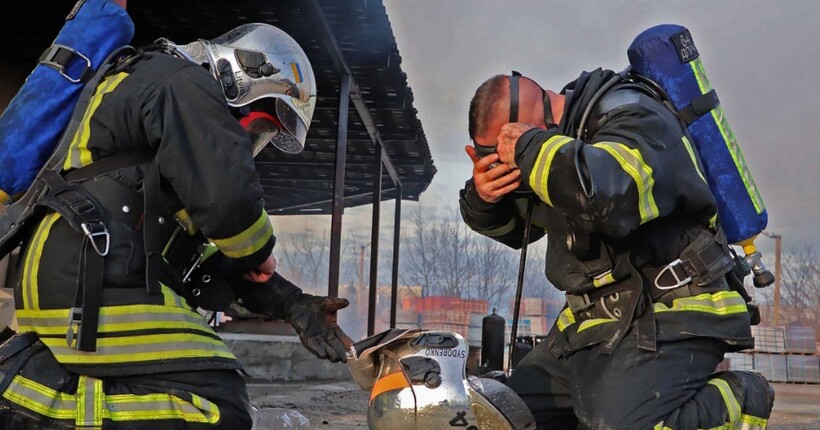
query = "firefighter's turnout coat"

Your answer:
(459, 68), (753, 356)
(14, 51), (274, 377)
